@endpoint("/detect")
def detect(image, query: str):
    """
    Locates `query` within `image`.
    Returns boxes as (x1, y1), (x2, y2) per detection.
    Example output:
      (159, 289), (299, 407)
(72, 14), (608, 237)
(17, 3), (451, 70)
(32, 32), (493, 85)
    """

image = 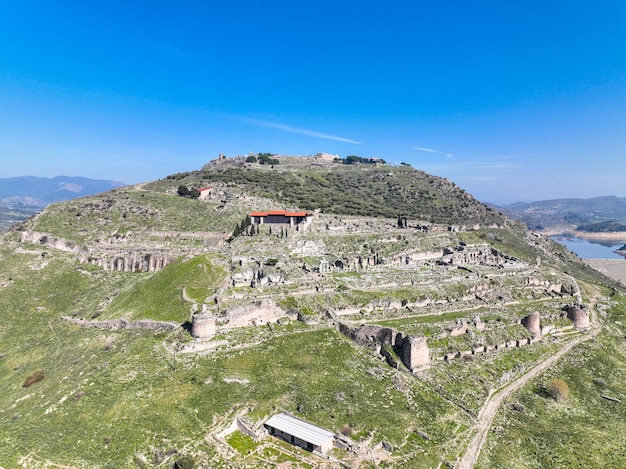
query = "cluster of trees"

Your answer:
(342, 155), (387, 165)
(230, 215), (289, 241)
(246, 153), (279, 165)
(231, 215), (252, 239)
(177, 185), (200, 198)
(576, 220), (626, 232)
